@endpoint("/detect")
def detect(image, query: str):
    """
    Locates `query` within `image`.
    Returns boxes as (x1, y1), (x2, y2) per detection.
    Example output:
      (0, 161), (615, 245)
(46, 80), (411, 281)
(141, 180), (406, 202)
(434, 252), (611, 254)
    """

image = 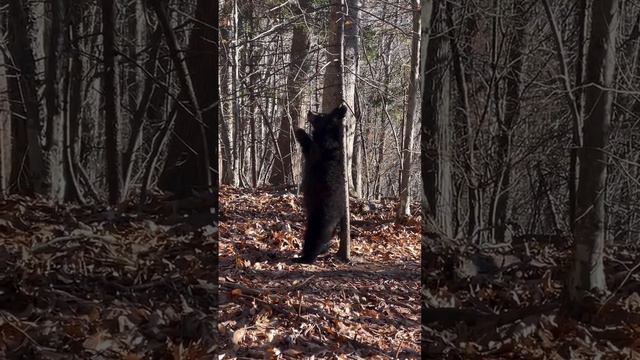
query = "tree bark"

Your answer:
(397, 0), (421, 220)
(421, 0), (453, 238)
(322, 0), (360, 193)
(44, 0), (69, 202)
(102, 0), (122, 205)
(567, 0), (619, 308)
(4, 0), (46, 195)
(270, 0), (312, 186)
